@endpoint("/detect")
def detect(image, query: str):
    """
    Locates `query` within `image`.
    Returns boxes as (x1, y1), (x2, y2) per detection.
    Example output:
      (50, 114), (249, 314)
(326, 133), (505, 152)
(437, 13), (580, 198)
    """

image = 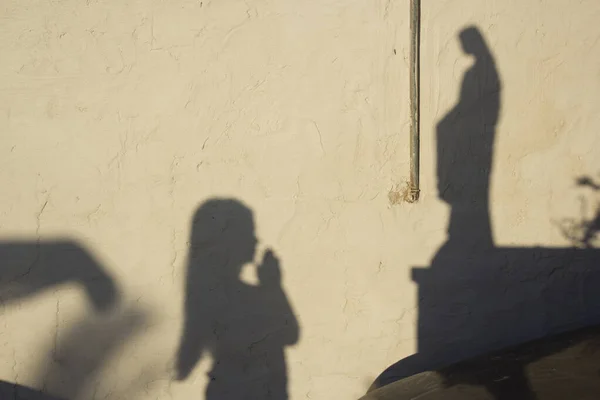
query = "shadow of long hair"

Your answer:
(176, 198), (299, 399)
